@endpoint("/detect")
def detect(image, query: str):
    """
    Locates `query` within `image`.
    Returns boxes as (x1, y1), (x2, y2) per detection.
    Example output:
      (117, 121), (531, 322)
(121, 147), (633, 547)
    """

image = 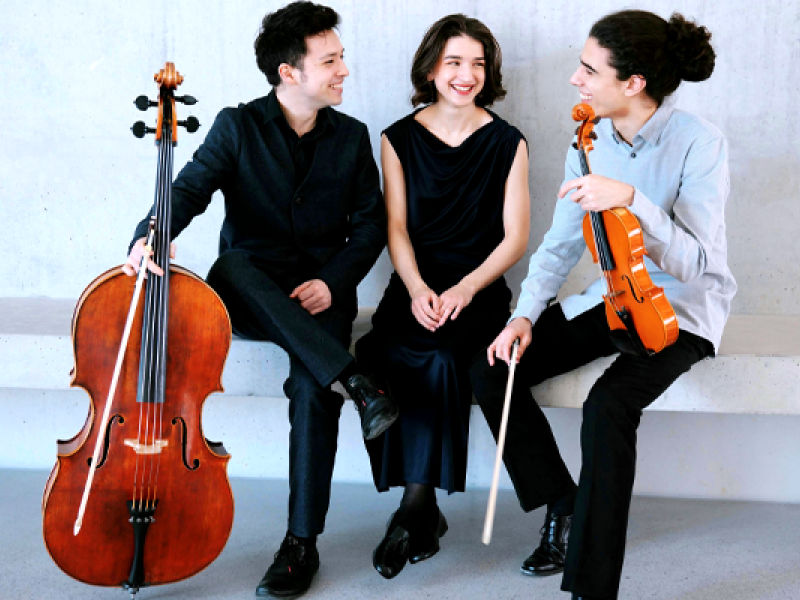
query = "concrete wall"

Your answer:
(2, 1), (799, 501)
(3, 0), (798, 311)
